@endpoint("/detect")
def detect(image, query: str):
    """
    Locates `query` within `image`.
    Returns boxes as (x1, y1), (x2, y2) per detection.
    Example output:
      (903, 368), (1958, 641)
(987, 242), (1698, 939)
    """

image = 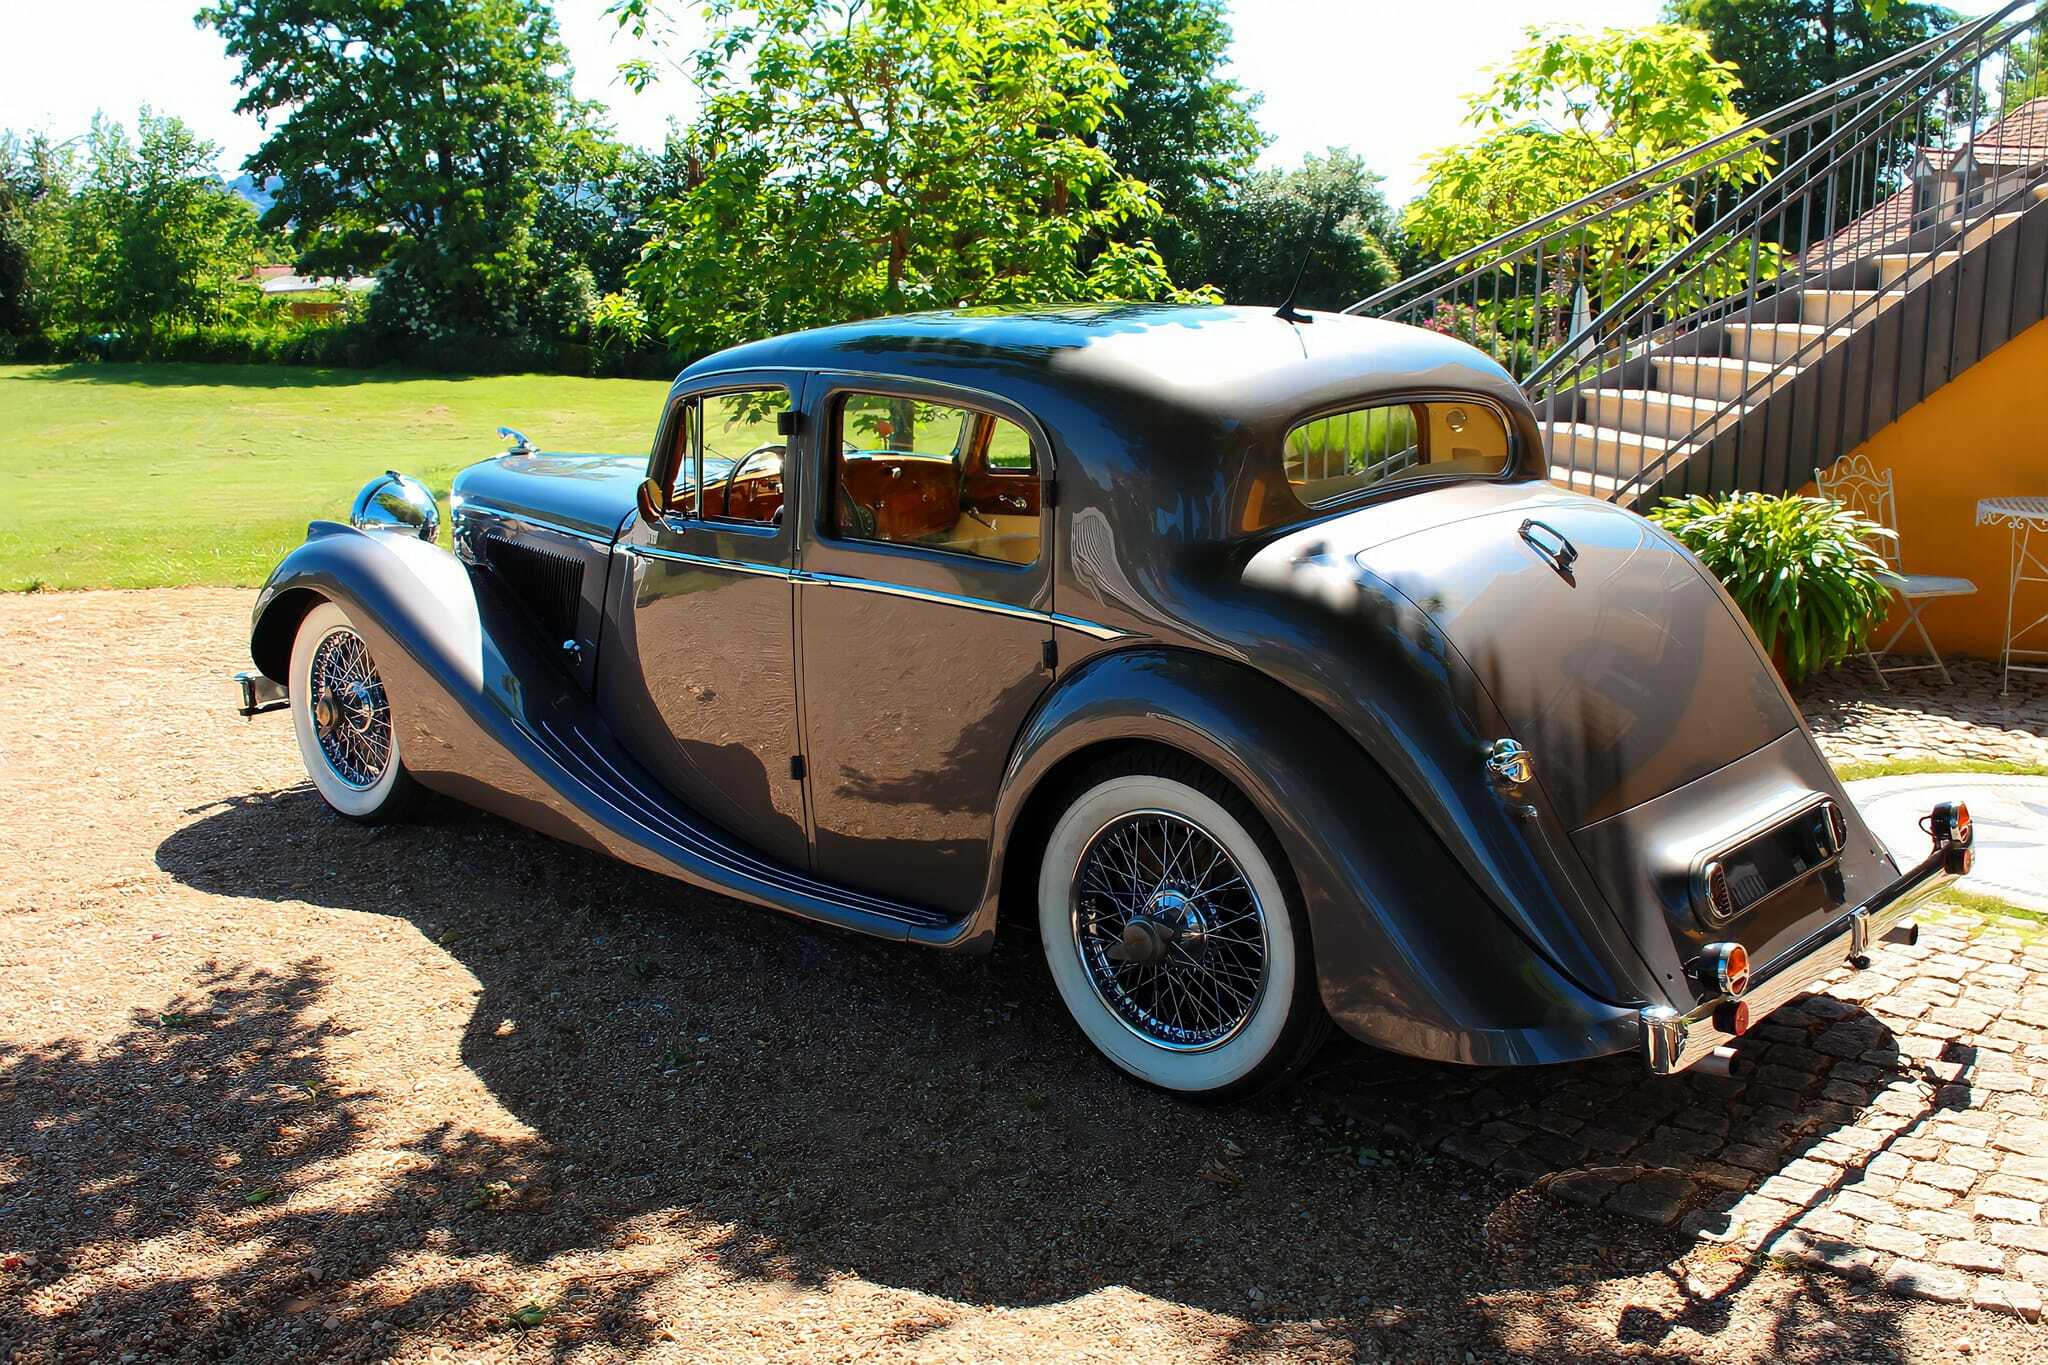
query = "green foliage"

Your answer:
(615, 0), (1194, 354)
(588, 291), (651, 352)
(26, 113), (261, 345)
(1097, 0), (1266, 258)
(1173, 149), (1400, 309)
(1408, 26), (1765, 260)
(1650, 492), (1898, 682)
(1665, 0), (1957, 118)
(198, 0), (584, 339)
(1403, 26), (1781, 374)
